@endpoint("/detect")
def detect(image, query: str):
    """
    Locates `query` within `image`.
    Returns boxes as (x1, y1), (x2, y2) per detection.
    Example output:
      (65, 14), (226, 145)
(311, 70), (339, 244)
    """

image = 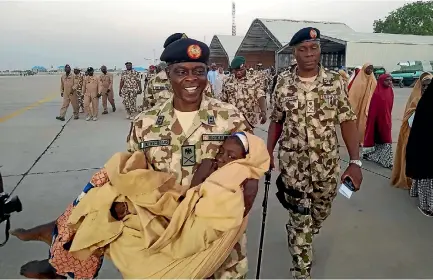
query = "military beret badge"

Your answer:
(187, 44), (202, 59)
(309, 29), (317, 39)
